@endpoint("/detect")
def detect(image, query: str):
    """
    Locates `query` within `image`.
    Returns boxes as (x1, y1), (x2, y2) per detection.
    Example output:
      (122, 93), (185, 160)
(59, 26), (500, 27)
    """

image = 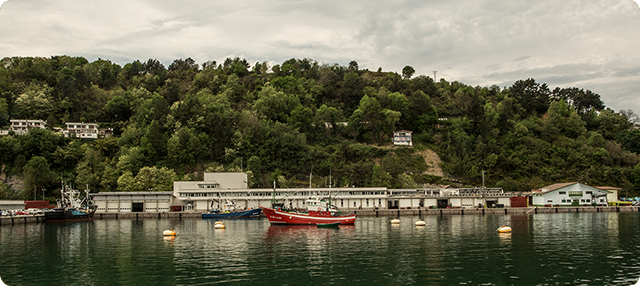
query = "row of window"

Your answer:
(557, 191), (593, 196)
(546, 198), (605, 203)
(339, 198), (383, 207)
(198, 184), (219, 188)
